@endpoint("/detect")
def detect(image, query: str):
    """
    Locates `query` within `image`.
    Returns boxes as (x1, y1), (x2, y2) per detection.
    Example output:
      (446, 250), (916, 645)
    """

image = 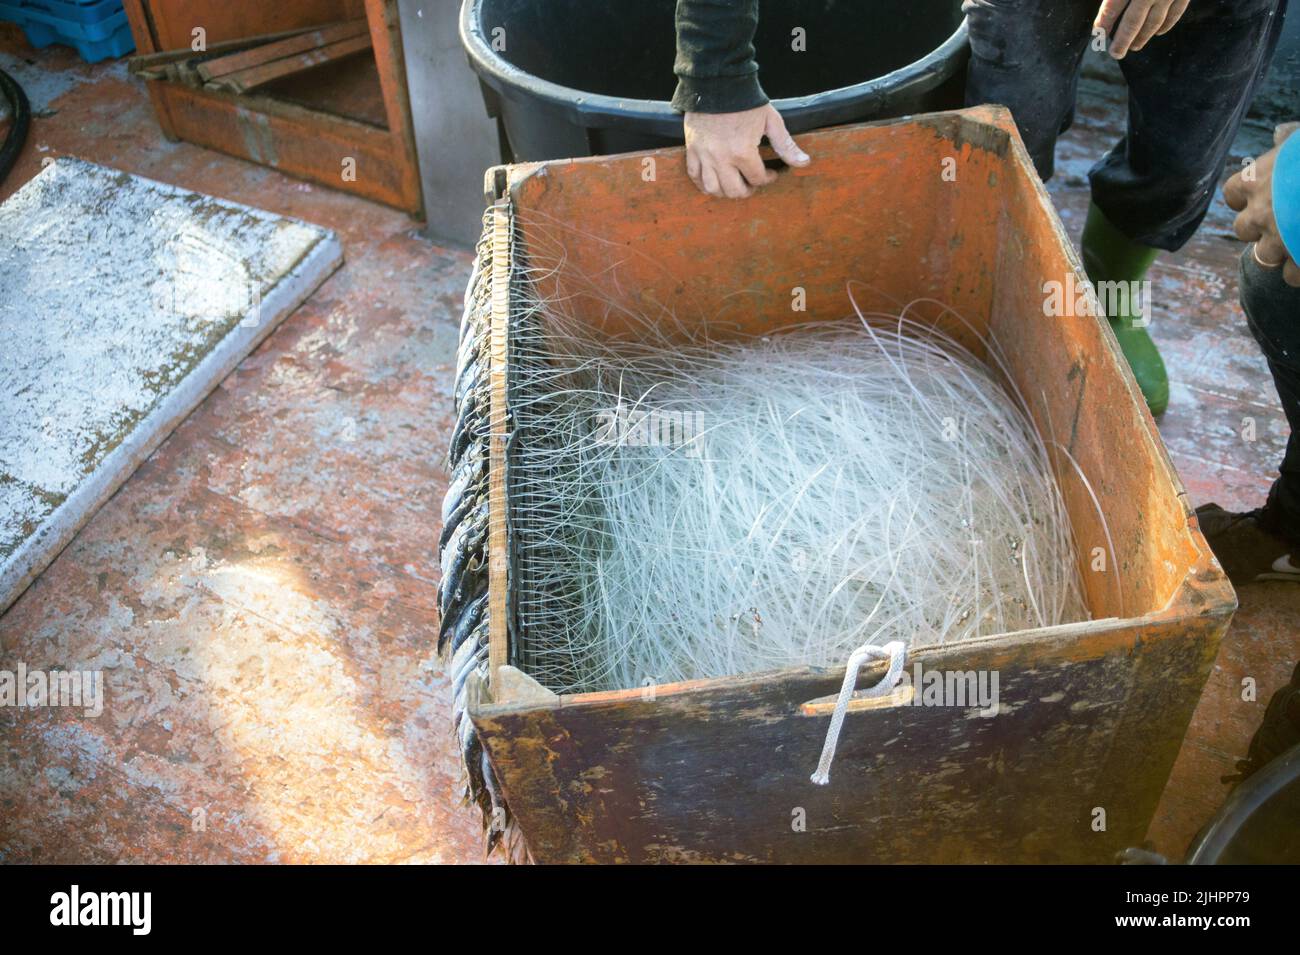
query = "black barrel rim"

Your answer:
(1185, 743), (1300, 864)
(461, 1), (969, 139)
